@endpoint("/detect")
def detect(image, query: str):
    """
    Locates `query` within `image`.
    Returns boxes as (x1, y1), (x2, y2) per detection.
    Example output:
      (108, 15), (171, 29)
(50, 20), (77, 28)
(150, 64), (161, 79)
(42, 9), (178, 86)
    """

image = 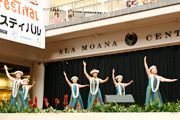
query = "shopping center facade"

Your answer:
(0, 0), (180, 108)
